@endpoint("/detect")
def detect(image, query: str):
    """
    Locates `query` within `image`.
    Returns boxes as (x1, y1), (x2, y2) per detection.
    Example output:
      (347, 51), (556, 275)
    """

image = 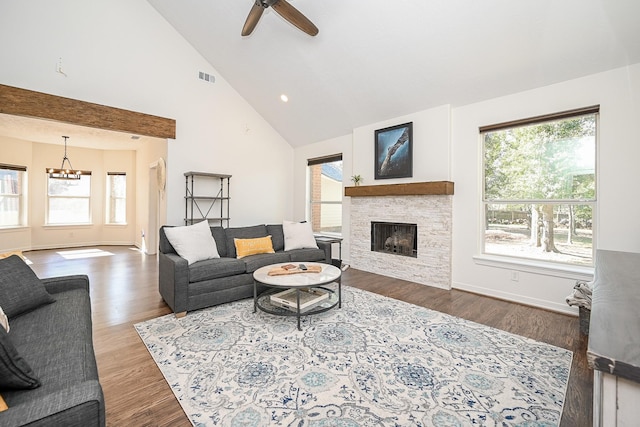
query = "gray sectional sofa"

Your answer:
(159, 223), (332, 316)
(0, 255), (104, 427)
